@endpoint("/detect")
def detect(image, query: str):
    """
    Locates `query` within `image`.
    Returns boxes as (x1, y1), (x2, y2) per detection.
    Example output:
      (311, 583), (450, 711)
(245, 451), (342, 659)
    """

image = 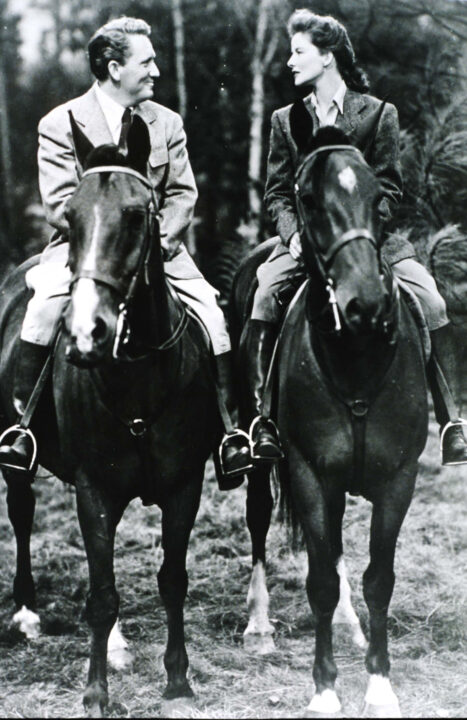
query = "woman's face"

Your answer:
(287, 32), (331, 87)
